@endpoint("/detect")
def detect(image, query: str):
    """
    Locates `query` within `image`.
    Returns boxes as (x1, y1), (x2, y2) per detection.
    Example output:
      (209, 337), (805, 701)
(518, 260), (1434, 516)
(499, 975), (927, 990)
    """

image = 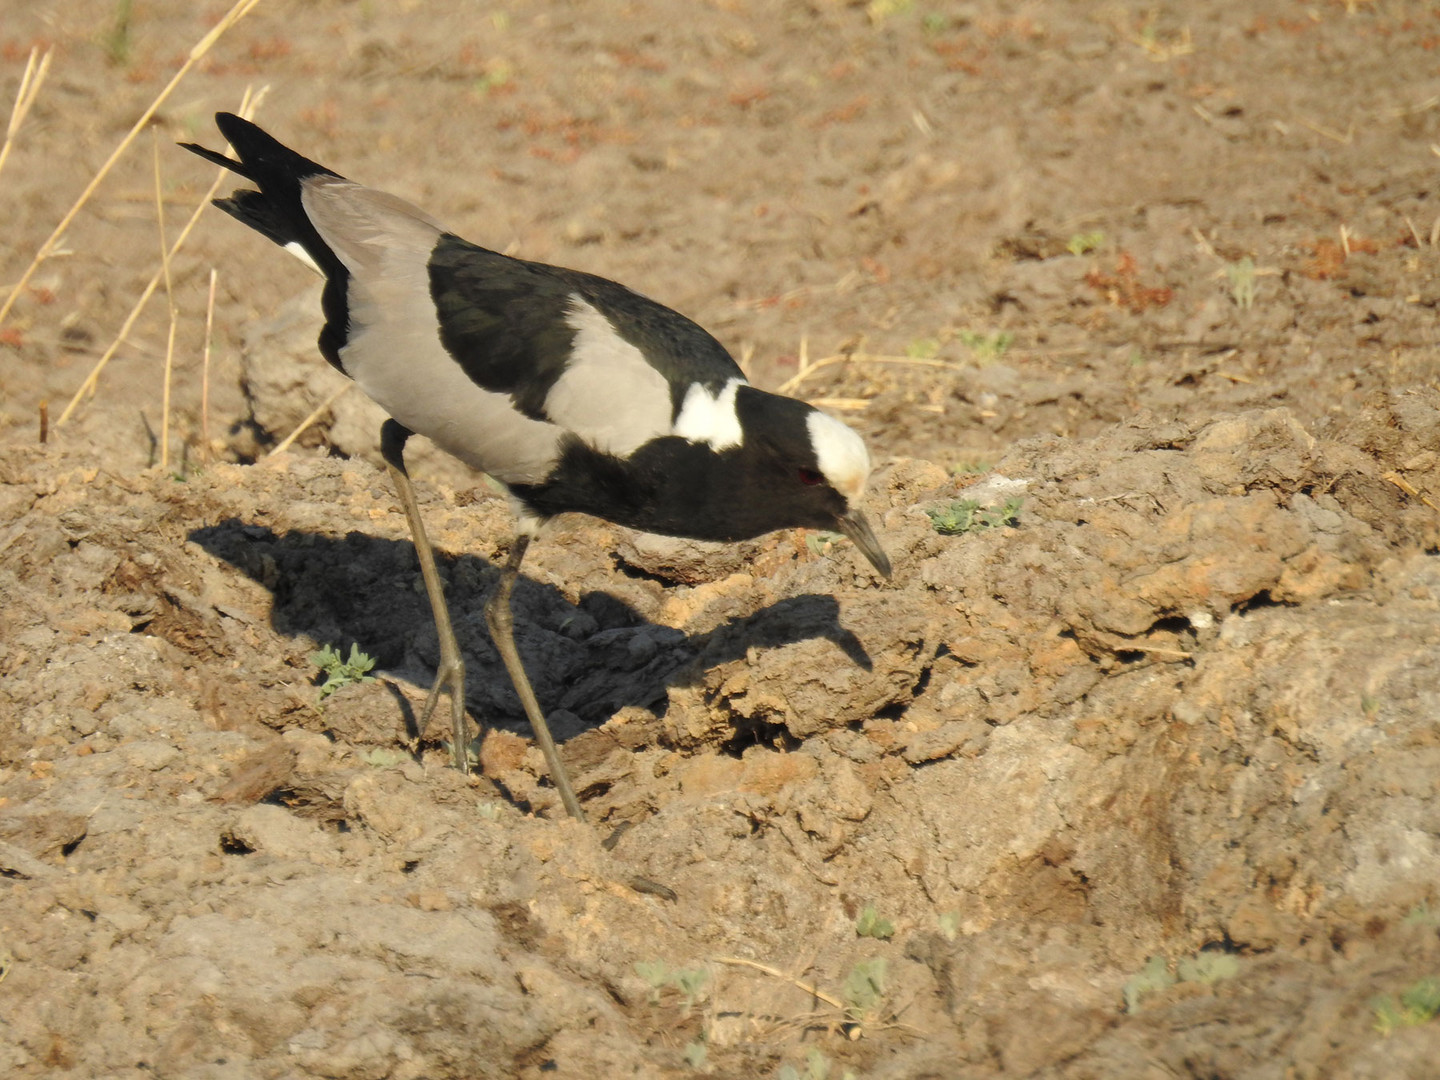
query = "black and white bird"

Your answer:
(183, 113), (891, 820)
